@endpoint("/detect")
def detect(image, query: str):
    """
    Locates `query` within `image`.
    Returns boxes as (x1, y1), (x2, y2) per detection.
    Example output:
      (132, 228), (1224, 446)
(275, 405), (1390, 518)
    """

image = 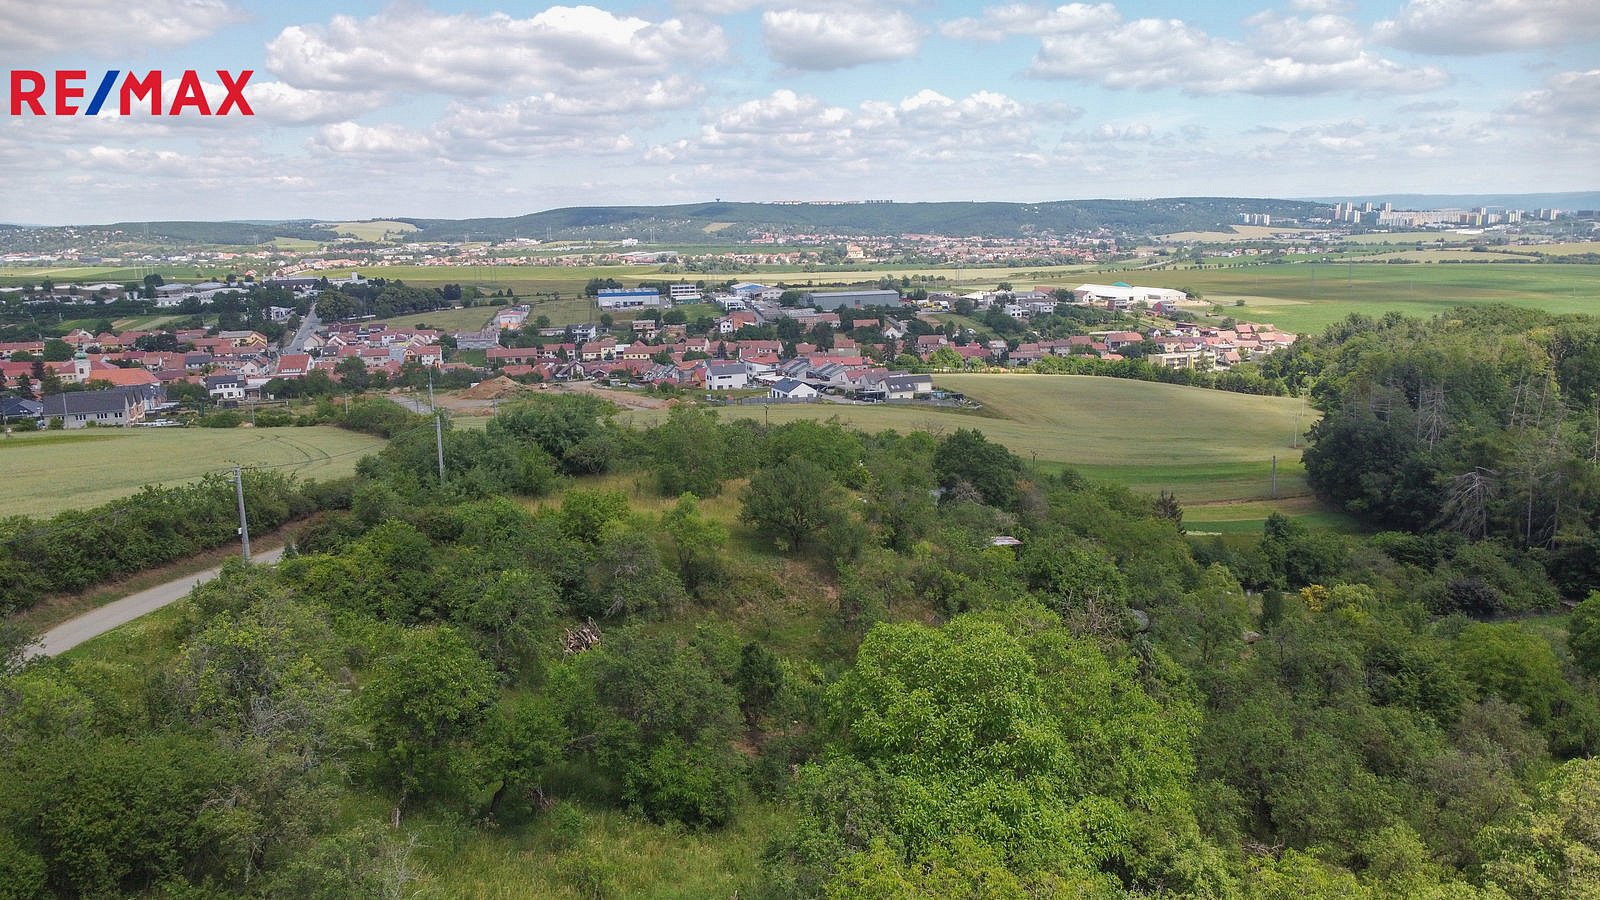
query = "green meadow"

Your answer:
(0, 426), (385, 517)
